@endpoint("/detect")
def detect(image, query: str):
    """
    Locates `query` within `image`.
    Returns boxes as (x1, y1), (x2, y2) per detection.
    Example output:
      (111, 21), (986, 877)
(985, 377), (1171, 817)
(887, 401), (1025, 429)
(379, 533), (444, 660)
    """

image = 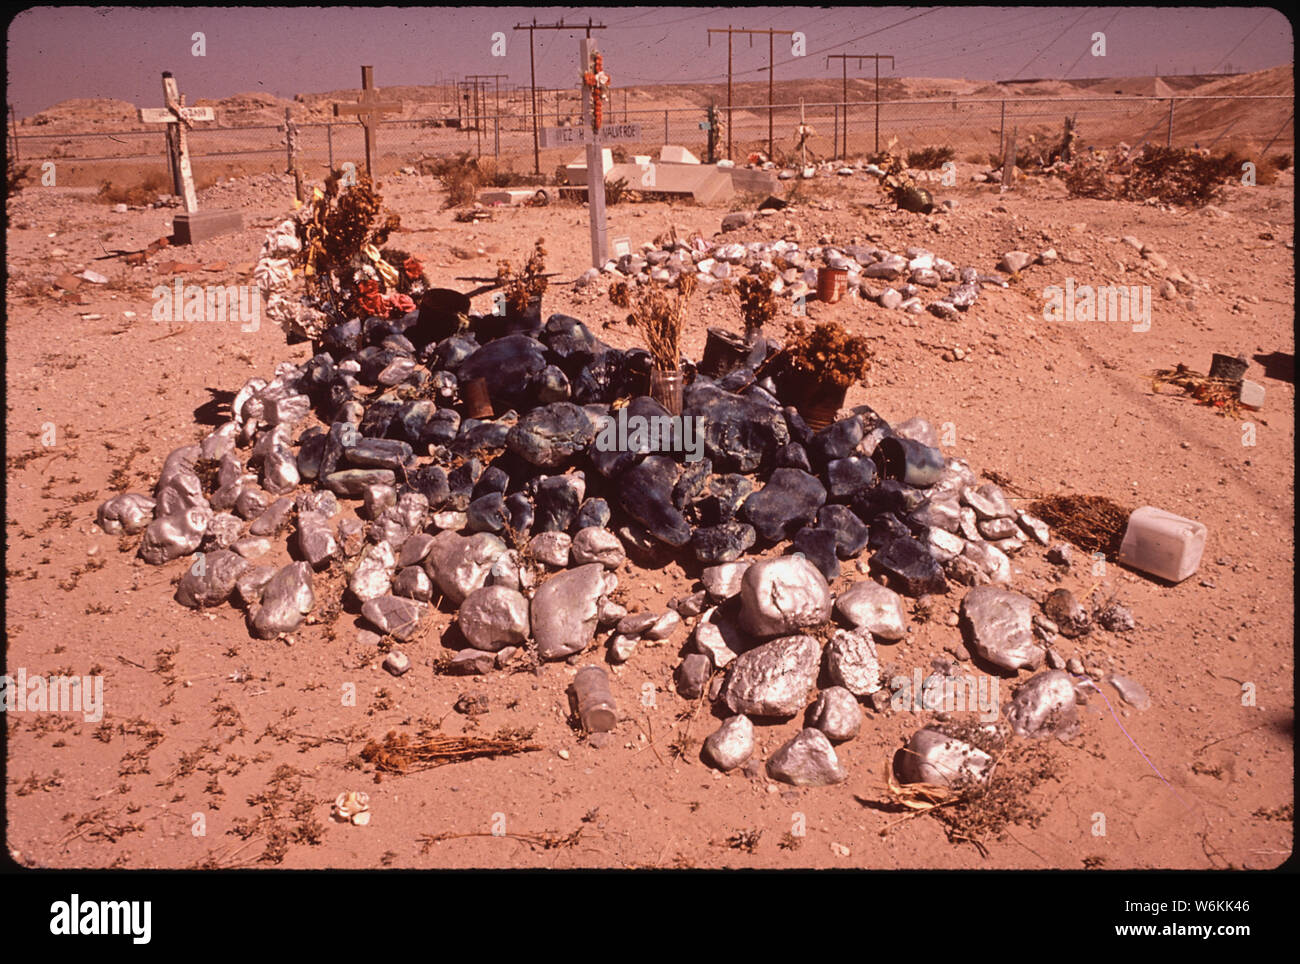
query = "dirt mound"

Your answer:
(25, 98), (139, 128)
(1192, 64), (1294, 98)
